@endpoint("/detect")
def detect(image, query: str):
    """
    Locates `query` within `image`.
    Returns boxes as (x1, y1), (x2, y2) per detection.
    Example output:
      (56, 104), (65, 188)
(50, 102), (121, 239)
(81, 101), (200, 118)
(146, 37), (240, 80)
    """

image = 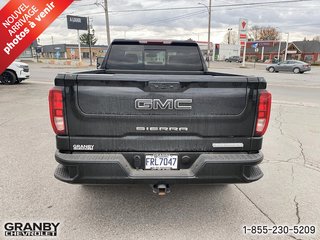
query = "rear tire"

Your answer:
(268, 67), (275, 73)
(293, 68), (300, 74)
(0, 70), (17, 84)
